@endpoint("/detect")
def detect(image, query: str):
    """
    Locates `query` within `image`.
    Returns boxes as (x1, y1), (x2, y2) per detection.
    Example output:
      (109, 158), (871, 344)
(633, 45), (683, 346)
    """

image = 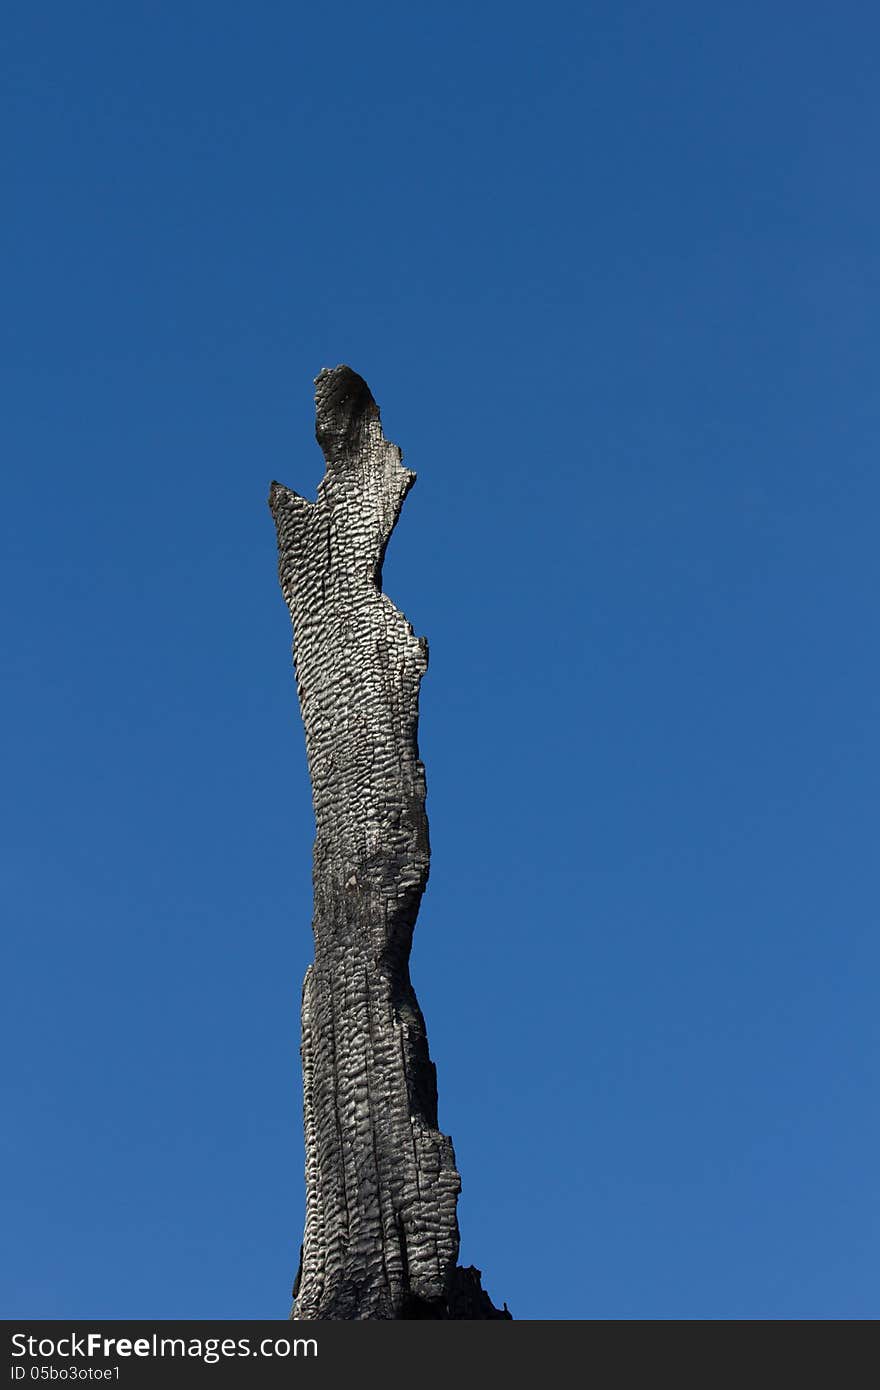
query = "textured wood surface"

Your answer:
(269, 367), (508, 1320)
